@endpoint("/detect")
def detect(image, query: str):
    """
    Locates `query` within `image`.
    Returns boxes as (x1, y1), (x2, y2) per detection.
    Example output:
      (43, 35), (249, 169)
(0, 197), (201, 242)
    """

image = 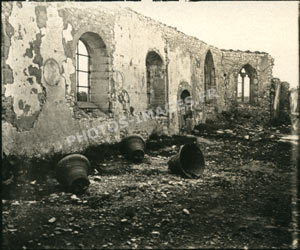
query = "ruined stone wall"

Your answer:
(270, 78), (292, 125)
(2, 2), (274, 159)
(2, 2), (120, 158)
(290, 87), (300, 133)
(221, 49), (274, 108)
